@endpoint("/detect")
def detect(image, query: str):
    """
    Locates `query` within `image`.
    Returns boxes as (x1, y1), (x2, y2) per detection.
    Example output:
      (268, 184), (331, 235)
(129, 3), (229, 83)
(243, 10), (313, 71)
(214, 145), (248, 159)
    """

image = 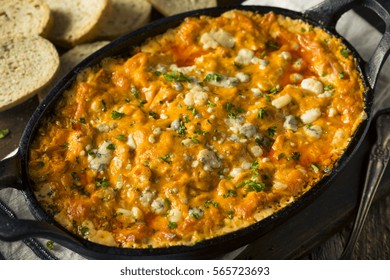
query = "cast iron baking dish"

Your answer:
(0, 0), (389, 259)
